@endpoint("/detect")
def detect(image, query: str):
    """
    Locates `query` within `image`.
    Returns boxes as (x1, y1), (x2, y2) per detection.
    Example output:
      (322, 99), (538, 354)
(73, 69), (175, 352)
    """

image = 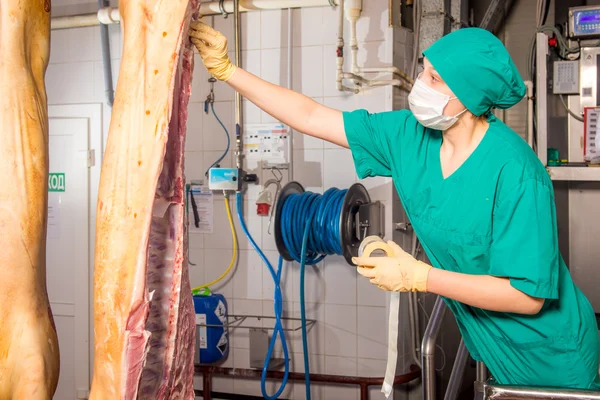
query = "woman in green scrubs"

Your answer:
(190, 21), (600, 389)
